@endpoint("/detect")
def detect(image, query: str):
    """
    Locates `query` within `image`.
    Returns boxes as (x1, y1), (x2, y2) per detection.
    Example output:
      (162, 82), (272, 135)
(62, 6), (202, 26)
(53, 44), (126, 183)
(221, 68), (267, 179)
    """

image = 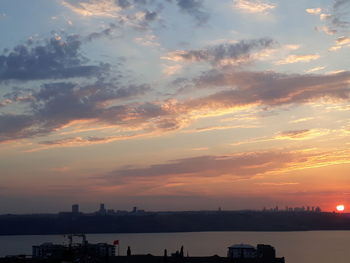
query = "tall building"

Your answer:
(99, 203), (106, 214)
(72, 204), (79, 213)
